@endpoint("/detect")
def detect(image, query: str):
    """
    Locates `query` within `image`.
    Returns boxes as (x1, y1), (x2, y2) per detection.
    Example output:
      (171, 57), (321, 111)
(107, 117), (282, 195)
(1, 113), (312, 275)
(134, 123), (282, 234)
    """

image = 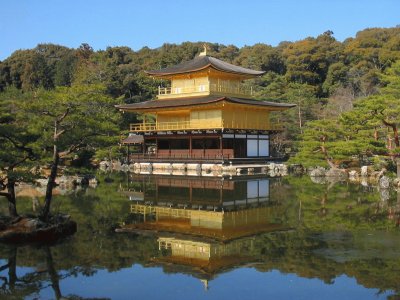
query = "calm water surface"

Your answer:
(0, 173), (399, 299)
